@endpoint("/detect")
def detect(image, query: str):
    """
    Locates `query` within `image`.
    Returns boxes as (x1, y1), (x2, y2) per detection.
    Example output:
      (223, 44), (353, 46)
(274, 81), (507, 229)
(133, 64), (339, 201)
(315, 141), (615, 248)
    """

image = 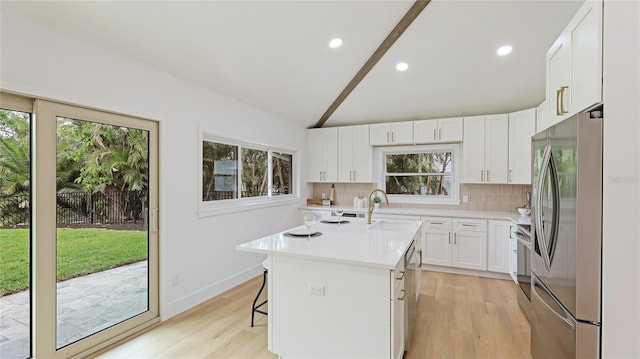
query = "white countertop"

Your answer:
(236, 218), (422, 269)
(300, 205), (532, 226)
